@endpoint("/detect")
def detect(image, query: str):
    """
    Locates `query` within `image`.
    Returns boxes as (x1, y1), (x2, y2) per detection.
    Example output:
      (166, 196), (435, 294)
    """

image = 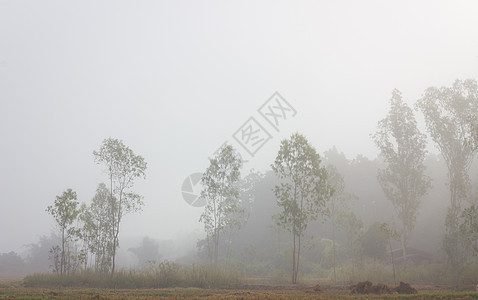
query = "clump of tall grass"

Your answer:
(23, 261), (242, 289)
